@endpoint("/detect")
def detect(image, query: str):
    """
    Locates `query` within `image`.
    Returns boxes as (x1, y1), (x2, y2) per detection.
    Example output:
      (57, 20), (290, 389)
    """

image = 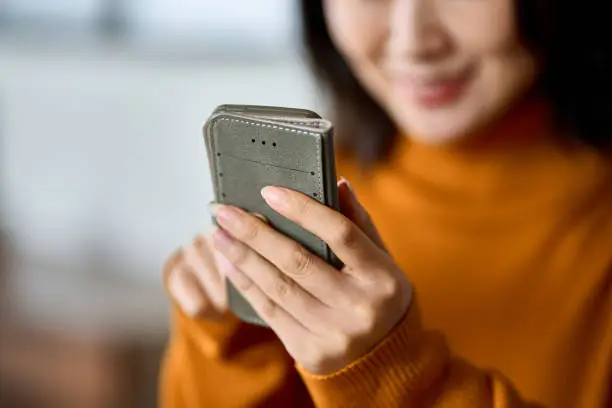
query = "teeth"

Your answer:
(417, 81), (453, 90)
(418, 84), (448, 97)
(391, 67), (469, 86)
(405, 75), (458, 87)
